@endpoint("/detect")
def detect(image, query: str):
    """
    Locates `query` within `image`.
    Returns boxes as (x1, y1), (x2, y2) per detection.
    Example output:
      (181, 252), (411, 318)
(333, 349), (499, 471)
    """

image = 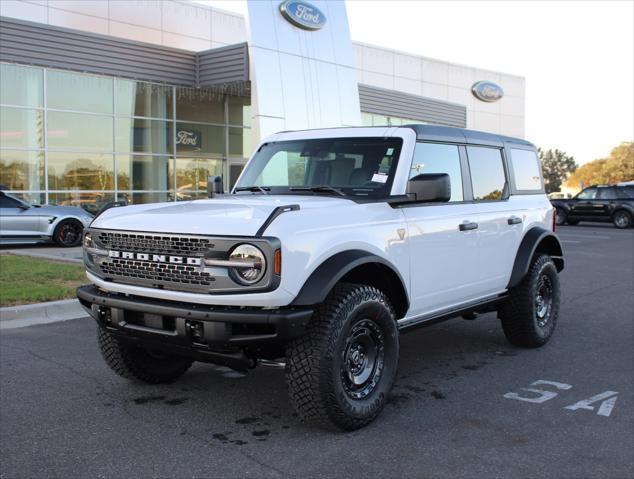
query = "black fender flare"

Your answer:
(507, 227), (564, 289)
(291, 250), (409, 312)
